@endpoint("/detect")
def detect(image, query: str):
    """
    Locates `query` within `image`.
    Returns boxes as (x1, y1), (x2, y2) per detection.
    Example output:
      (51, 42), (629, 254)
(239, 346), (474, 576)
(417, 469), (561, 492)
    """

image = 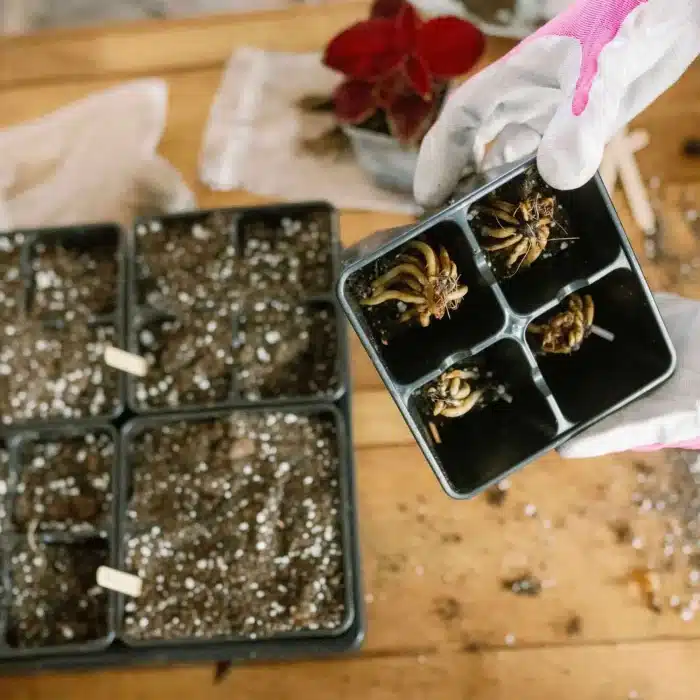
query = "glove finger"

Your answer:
(480, 123), (542, 172)
(414, 36), (566, 206)
(412, 88), (481, 208)
(414, 83), (557, 207)
(536, 7), (680, 192)
(537, 79), (621, 191)
(472, 86), (559, 167)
